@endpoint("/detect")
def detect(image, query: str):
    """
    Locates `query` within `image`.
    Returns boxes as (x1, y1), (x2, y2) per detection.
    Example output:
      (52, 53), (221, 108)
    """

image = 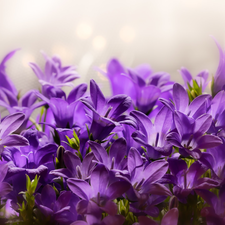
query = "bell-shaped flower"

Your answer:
(105, 59), (173, 115)
(211, 38), (225, 97)
(0, 162), (13, 199)
(168, 158), (219, 201)
(125, 147), (171, 216)
(80, 79), (133, 141)
(134, 208), (179, 225)
(67, 164), (130, 215)
(35, 184), (79, 225)
(160, 83), (211, 119)
(180, 67), (208, 91)
(199, 139), (225, 184)
(207, 90), (225, 135)
(30, 52), (79, 98)
(71, 215), (125, 225)
(36, 83), (88, 129)
(0, 49), (18, 96)
(50, 150), (95, 180)
(88, 137), (127, 172)
(196, 185), (225, 225)
(131, 106), (173, 159)
(2, 129), (57, 189)
(0, 112), (29, 155)
(166, 111), (222, 158)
